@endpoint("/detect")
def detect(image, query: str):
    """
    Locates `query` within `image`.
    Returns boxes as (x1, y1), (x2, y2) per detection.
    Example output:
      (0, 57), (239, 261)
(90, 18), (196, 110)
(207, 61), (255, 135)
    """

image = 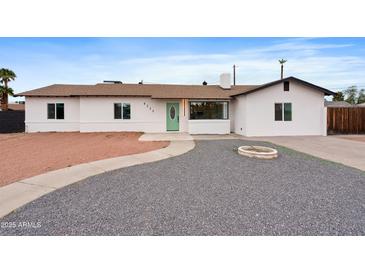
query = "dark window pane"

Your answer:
(170, 105), (176, 119)
(275, 103), (282, 121)
(284, 81), (290, 91)
(47, 104), (55, 119)
(284, 103), (292, 121)
(56, 103), (64, 119)
(123, 103), (131, 119)
(114, 103), (122, 119)
(189, 101), (229, 120)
